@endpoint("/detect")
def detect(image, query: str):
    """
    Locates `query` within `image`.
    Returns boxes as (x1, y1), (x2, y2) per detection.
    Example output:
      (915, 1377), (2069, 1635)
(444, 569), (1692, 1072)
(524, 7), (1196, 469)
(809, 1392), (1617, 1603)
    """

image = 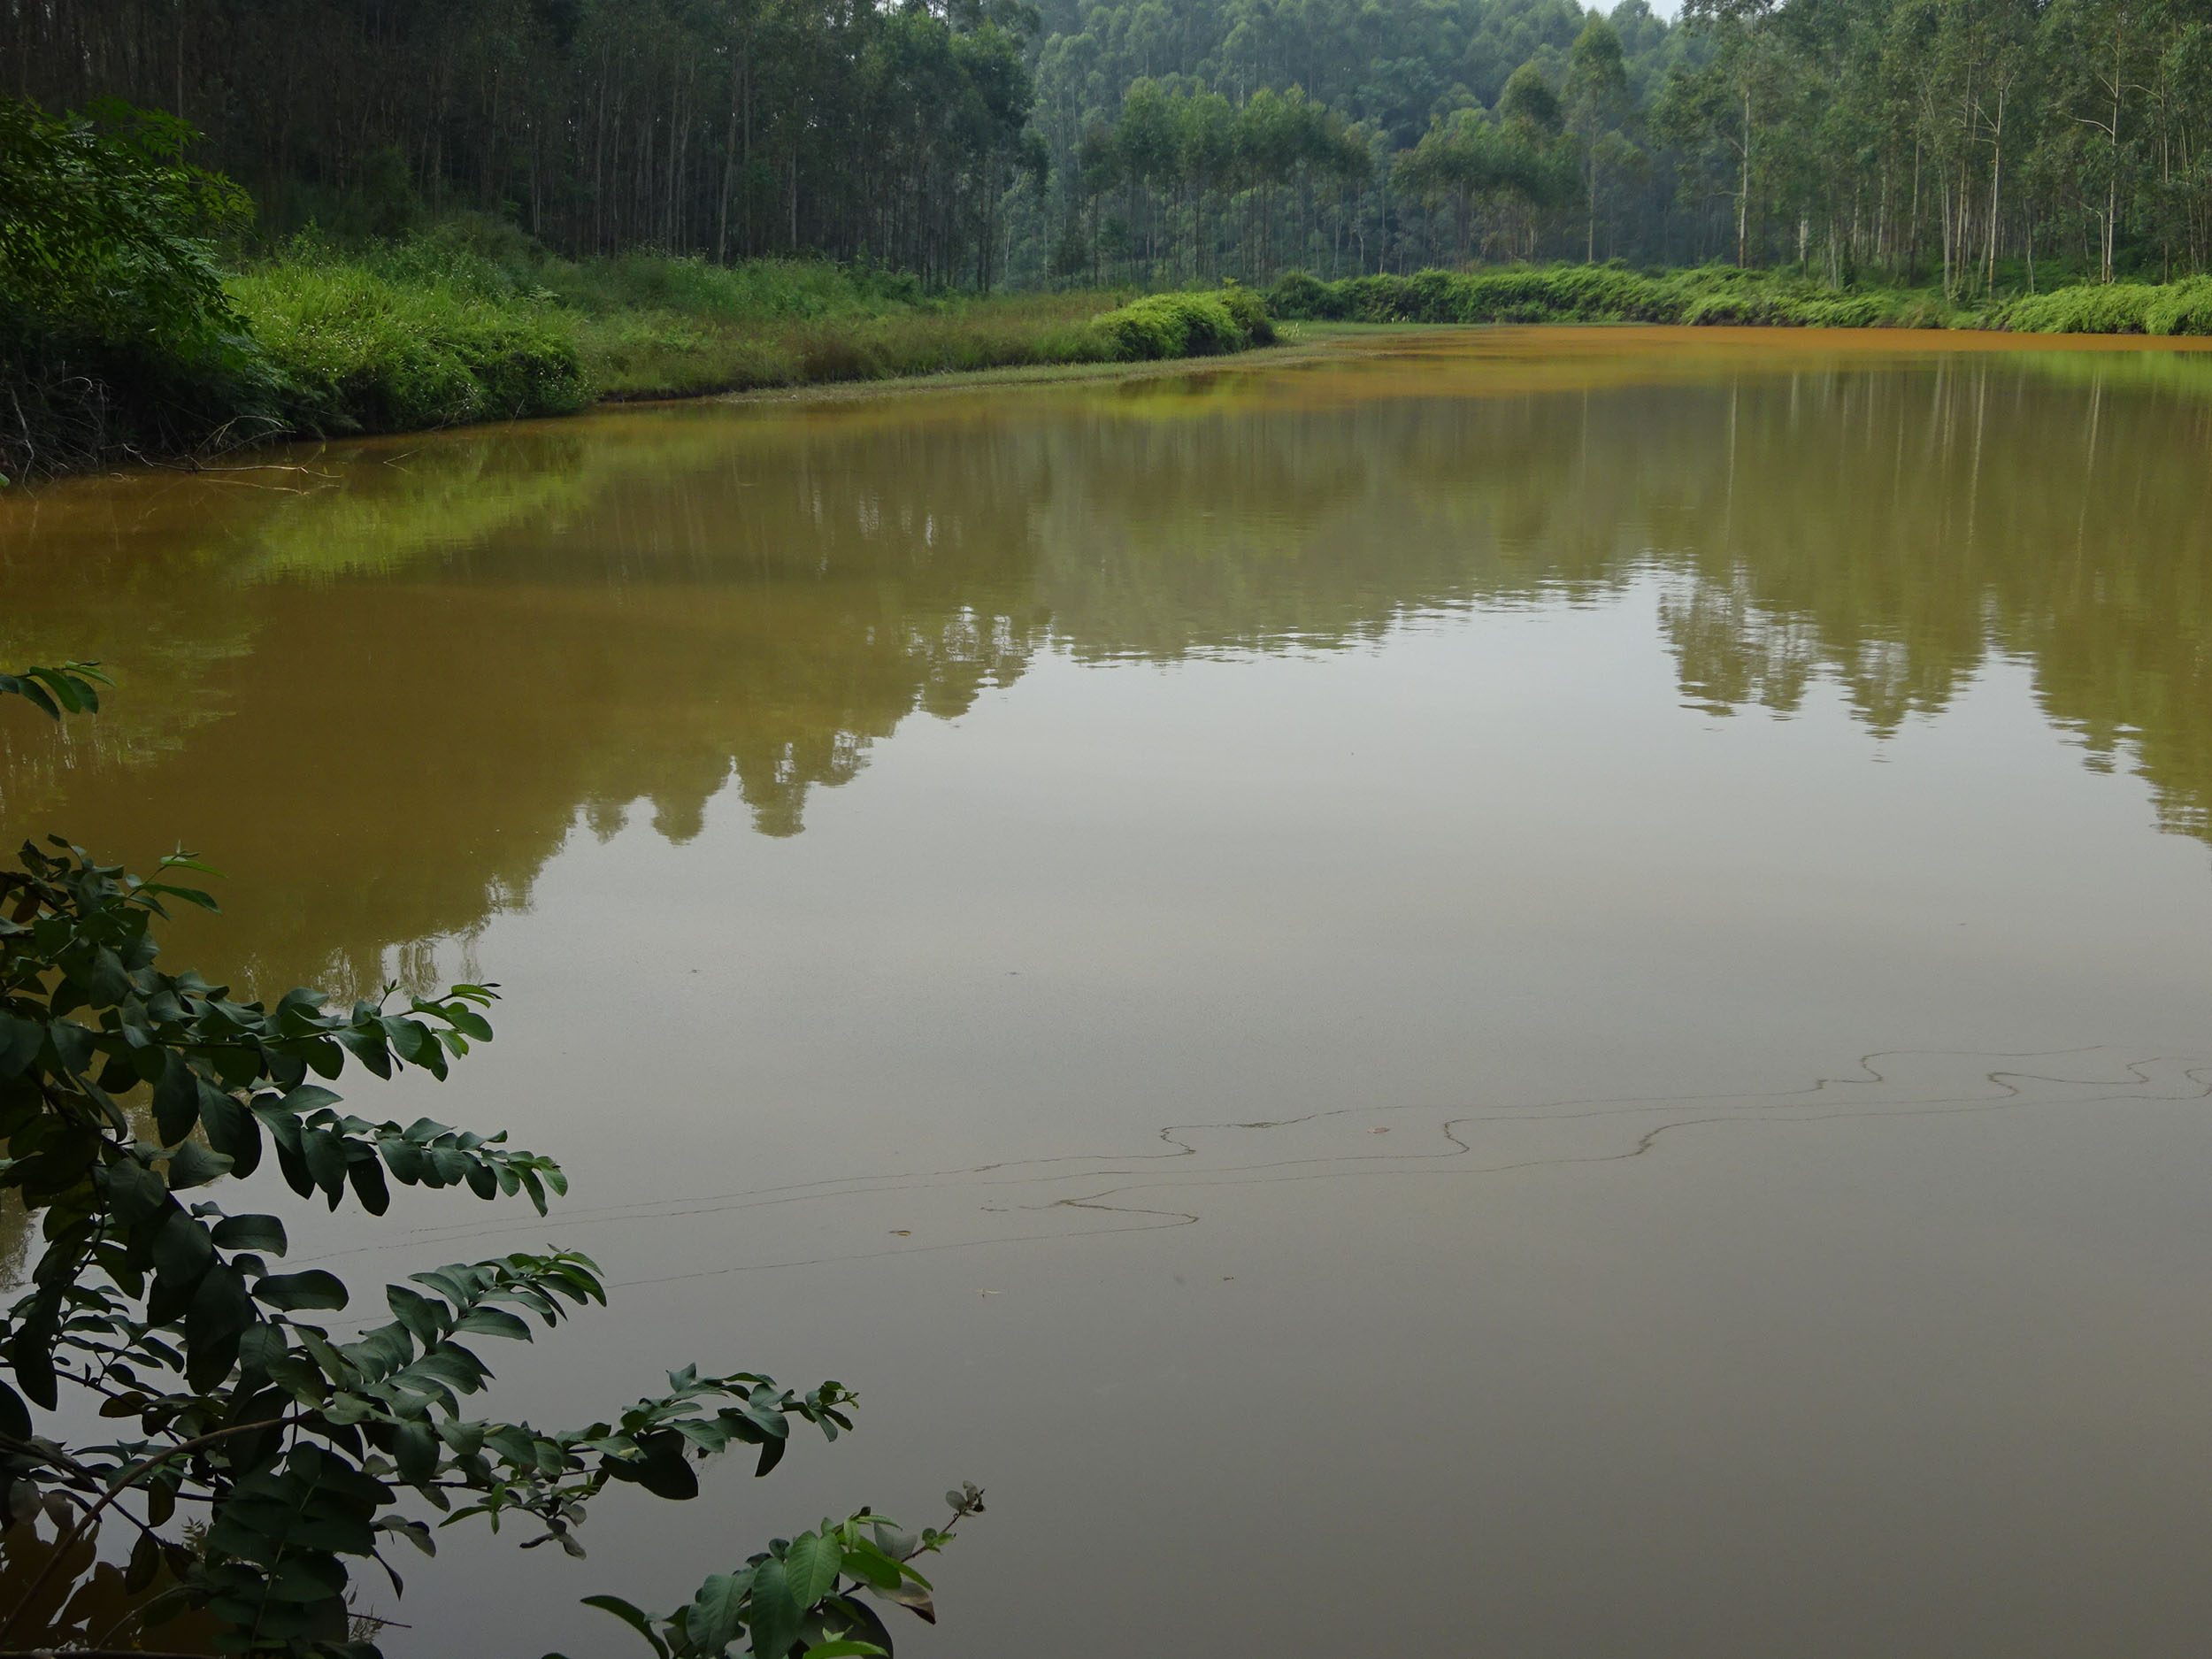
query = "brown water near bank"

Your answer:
(4, 327), (2212, 1656)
